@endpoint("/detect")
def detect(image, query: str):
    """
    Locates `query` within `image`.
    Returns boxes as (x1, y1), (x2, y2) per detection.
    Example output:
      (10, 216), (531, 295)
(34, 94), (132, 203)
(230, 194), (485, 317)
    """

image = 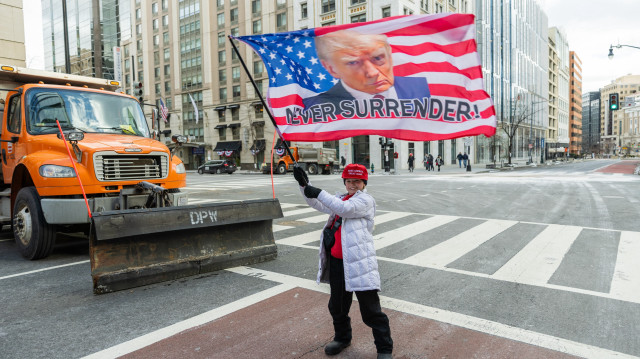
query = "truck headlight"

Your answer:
(39, 165), (76, 178)
(175, 162), (186, 174)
